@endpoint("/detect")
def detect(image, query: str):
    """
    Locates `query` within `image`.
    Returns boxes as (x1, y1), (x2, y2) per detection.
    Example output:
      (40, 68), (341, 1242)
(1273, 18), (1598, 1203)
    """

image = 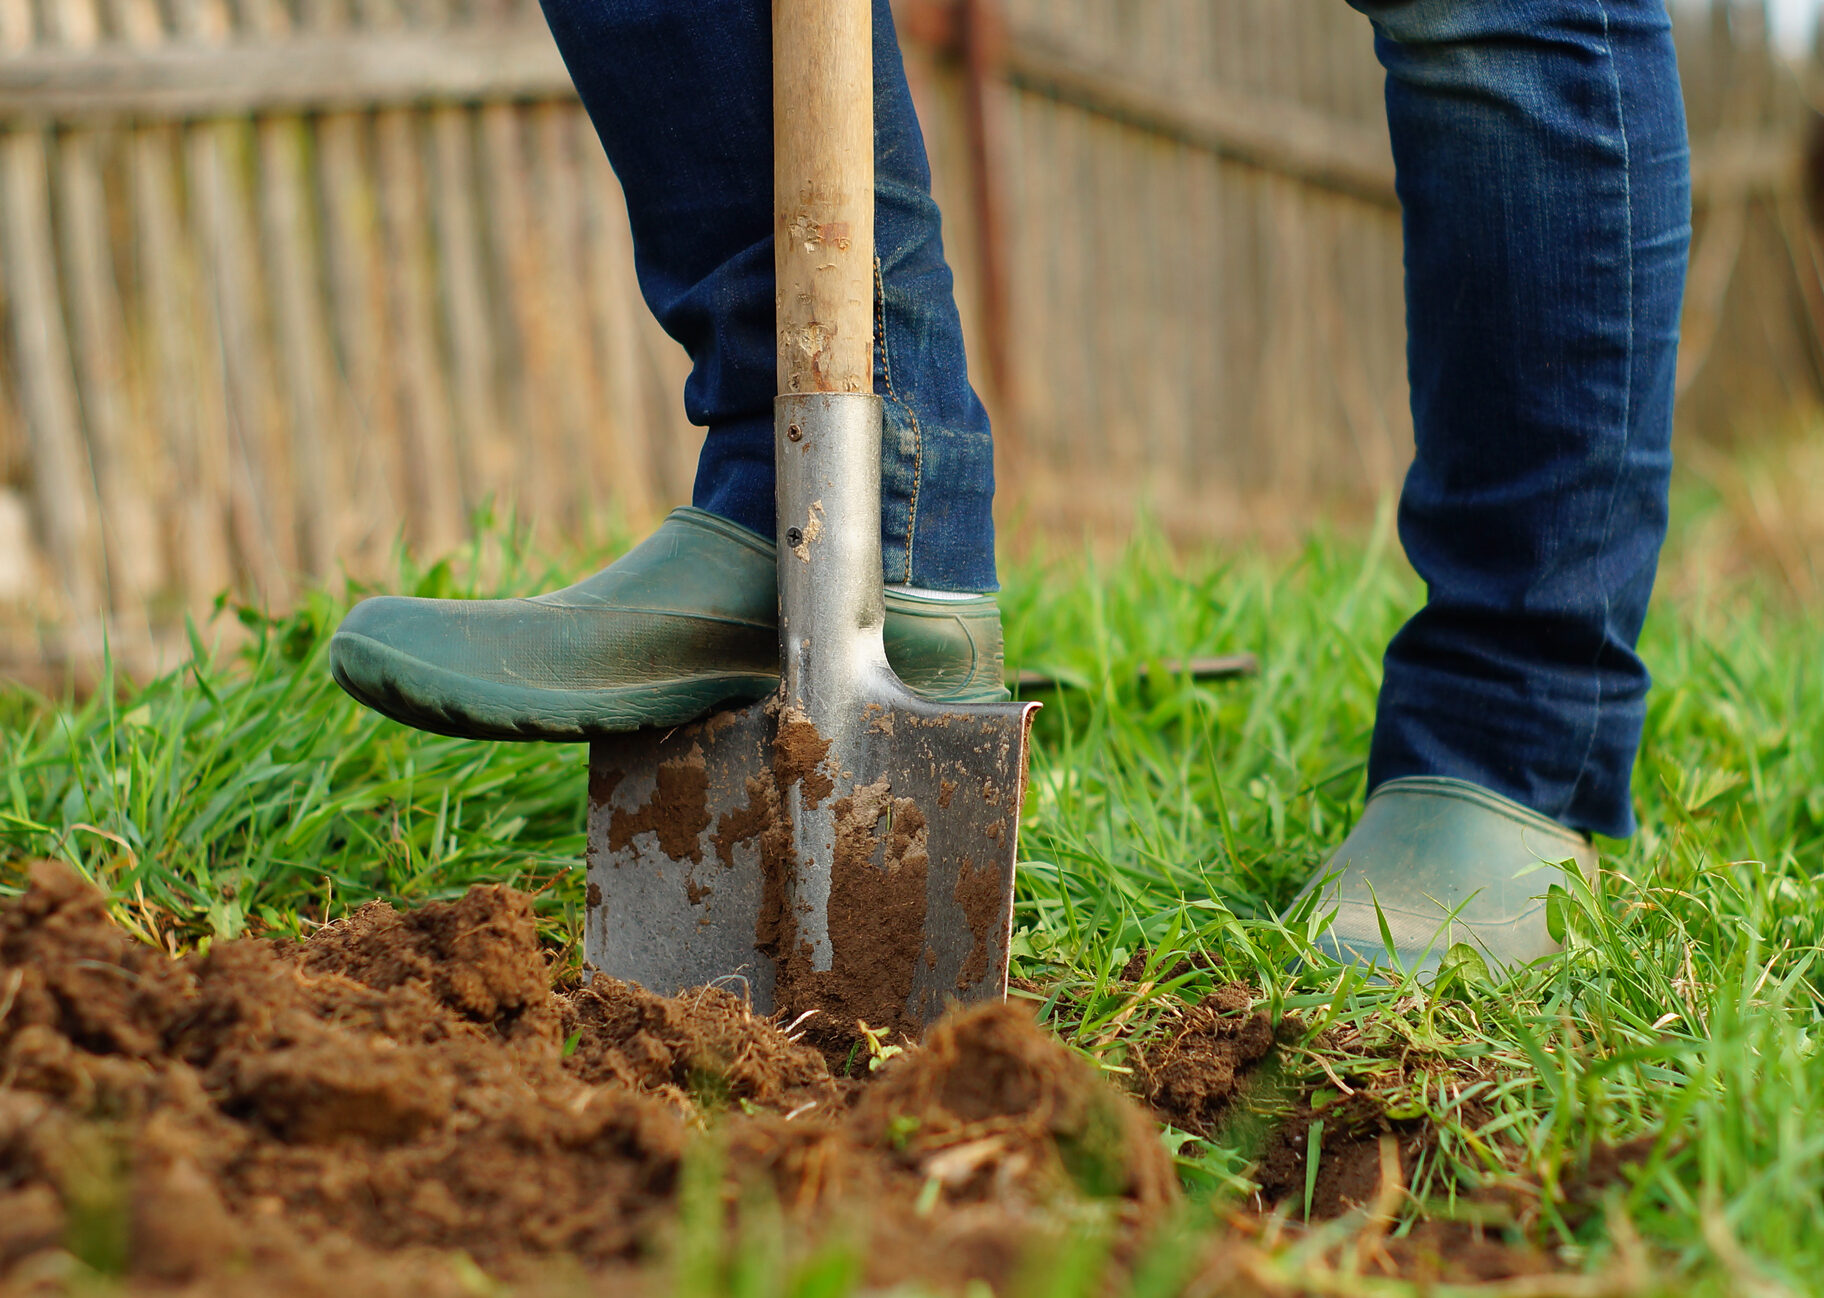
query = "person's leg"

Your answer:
(1299, 0), (1689, 974)
(537, 0), (996, 592)
(328, 1), (1007, 739)
(1364, 0), (1688, 838)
